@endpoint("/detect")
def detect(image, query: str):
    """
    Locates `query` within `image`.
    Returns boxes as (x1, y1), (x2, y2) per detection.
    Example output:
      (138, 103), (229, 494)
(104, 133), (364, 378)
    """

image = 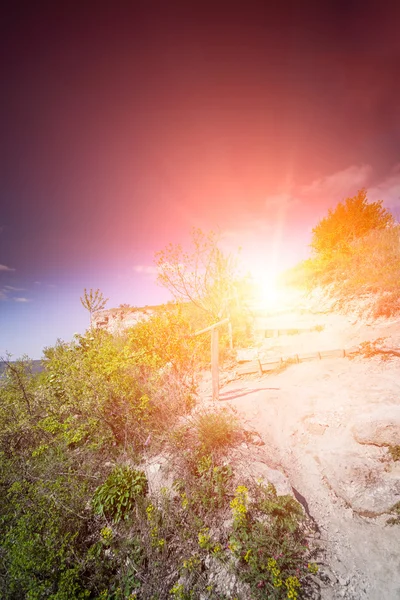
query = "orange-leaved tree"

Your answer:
(310, 188), (393, 260)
